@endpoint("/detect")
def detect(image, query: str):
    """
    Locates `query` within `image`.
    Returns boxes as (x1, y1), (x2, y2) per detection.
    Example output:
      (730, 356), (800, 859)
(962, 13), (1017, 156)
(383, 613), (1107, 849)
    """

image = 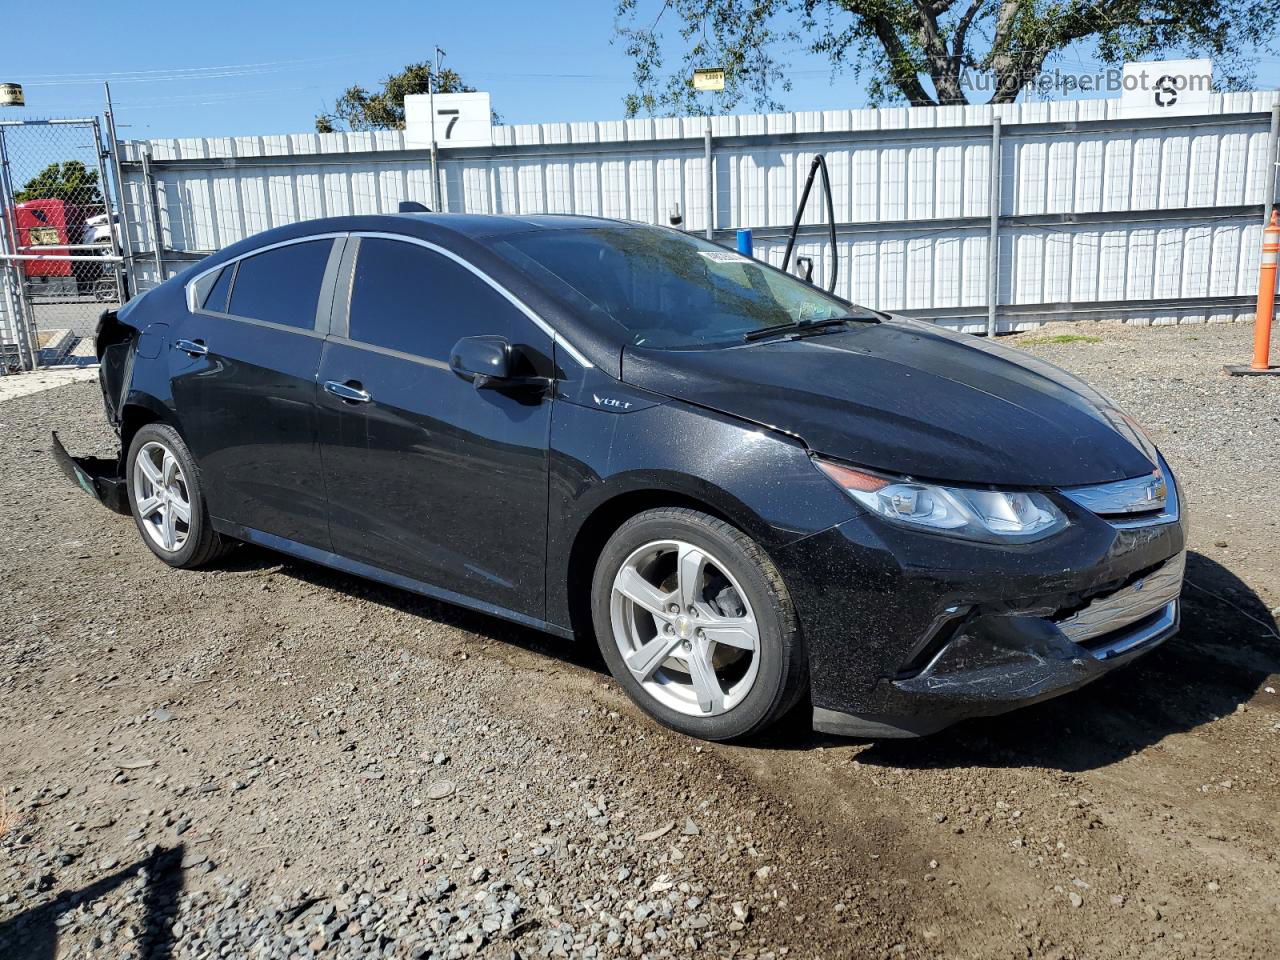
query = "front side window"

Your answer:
(347, 238), (534, 359)
(227, 239), (332, 330)
(494, 226), (854, 349)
